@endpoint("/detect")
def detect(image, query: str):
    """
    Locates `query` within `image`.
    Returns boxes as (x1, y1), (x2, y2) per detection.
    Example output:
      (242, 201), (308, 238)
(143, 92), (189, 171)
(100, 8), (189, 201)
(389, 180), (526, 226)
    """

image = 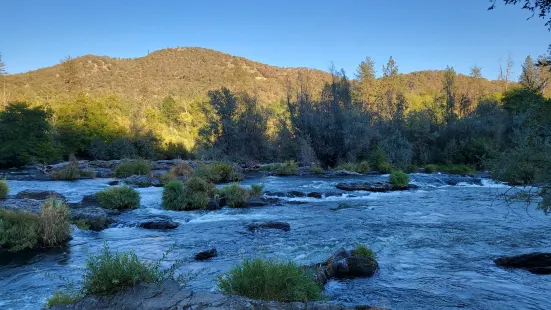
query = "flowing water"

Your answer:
(1, 174), (550, 310)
